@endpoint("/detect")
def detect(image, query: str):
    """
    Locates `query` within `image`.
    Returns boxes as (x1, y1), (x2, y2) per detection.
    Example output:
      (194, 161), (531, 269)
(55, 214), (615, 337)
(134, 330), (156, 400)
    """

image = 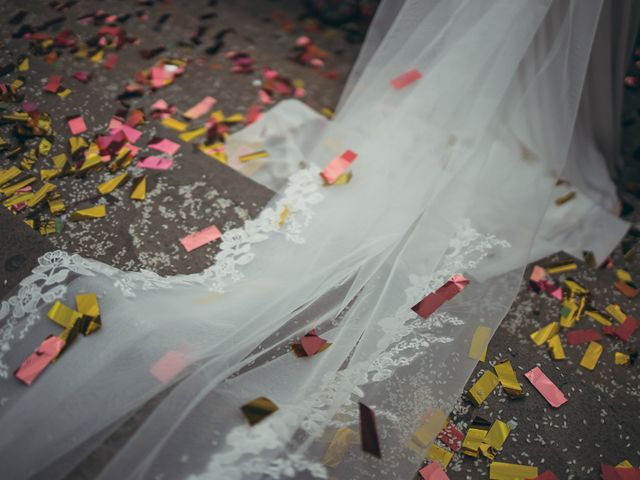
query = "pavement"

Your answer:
(0, 2), (639, 479)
